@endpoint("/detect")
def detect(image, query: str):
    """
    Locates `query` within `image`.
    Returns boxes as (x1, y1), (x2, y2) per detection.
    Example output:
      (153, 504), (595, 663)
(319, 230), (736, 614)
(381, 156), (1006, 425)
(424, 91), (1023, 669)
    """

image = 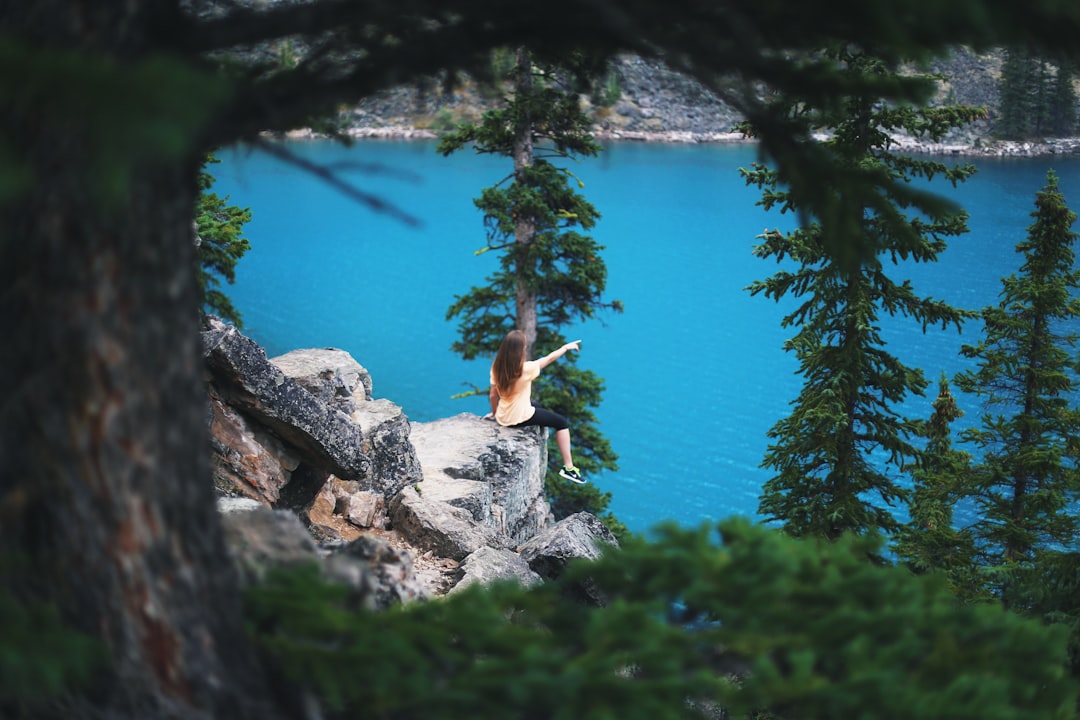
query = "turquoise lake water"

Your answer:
(214, 140), (1080, 535)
